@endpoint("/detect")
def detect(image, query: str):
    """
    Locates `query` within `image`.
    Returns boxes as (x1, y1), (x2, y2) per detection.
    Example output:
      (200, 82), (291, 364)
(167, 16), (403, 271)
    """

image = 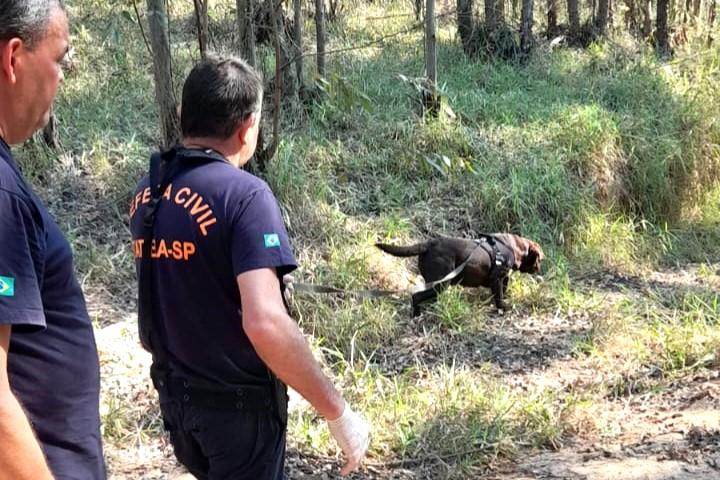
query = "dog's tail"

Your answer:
(375, 241), (430, 257)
